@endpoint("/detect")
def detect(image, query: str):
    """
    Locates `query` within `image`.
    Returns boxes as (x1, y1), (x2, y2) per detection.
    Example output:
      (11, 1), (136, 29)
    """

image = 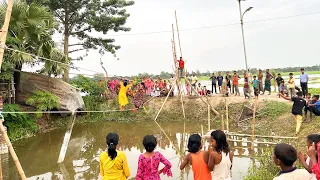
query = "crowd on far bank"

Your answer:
(99, 131), (320, 180)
